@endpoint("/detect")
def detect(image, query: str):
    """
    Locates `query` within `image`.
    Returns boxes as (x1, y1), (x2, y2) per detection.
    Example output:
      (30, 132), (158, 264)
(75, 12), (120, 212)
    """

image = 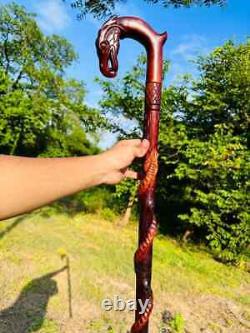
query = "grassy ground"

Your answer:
(0, 211), (249, 333)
